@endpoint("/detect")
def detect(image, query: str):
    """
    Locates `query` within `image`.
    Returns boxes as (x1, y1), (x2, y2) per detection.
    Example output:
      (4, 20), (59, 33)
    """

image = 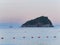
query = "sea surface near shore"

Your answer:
(0, 26), (60, 45)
